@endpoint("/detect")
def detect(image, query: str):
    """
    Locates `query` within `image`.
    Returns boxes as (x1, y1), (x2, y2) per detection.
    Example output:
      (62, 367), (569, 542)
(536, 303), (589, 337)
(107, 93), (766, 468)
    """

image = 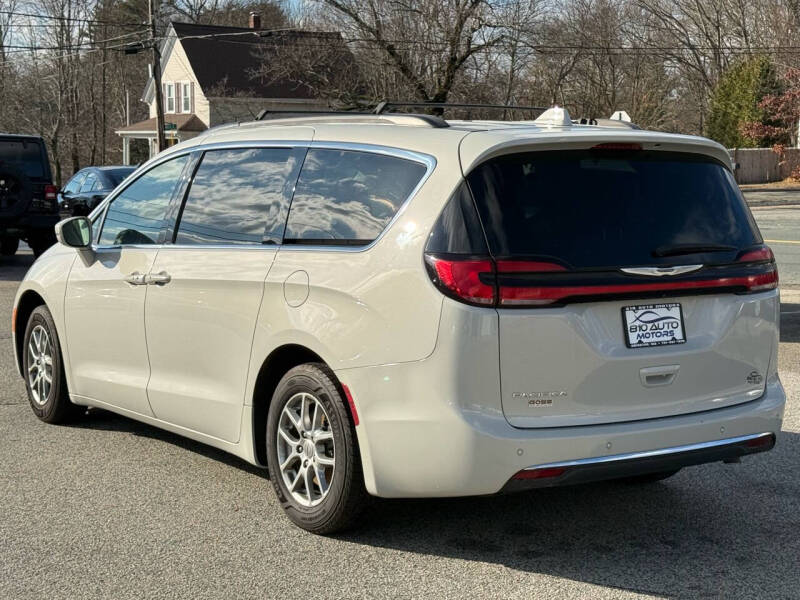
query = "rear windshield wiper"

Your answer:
(652, 243), (738, 258)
